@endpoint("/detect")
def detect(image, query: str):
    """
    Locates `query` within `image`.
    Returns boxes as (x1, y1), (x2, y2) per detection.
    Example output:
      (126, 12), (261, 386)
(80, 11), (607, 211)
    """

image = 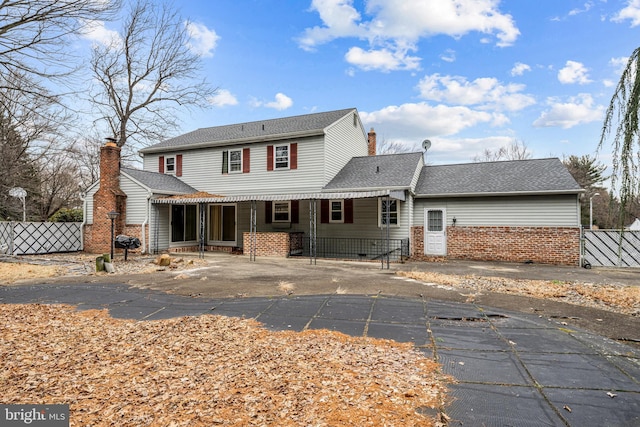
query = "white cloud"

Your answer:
(345, 46), (420, 71)
(610, 56), (630, 74)
(557, 60), (592, 84)
(417, 74), (536, 112)
(533, 94), (604, 129)
(299, 0), (520, 71)
(79, 19), (121, 47)
(360, 102), (504, 139)
(569, 2), (594, 16)
(185, 21), (220, 58)
(298, 0), (365, 50)
(253, 93), (293, 110)
(208, 89), (238, 107)
(511, 62), (531, 76)
(440, 49), (456, 63)
(612, 0), (640, 26)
